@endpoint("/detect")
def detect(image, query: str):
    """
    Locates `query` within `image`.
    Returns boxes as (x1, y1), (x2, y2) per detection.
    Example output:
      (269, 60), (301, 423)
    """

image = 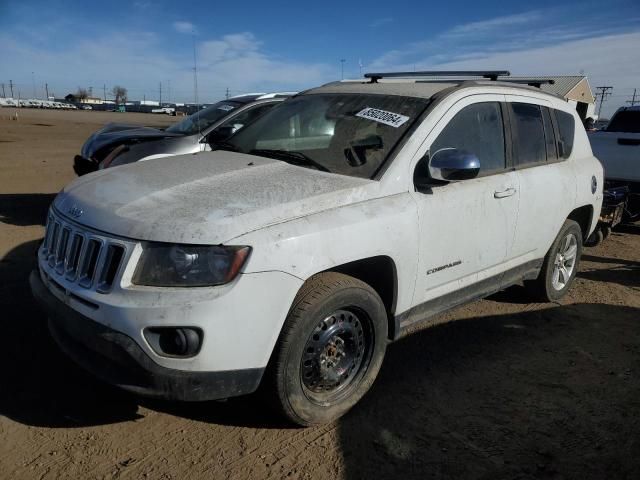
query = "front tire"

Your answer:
(526, 219), (583, 302)
(268, 272), (387, 426)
